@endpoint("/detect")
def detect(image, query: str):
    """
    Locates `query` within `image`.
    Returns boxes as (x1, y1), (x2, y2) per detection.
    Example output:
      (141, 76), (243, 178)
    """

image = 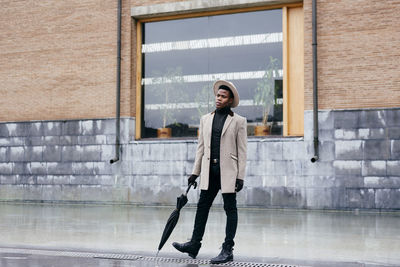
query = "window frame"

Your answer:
(135, 2), (303, 140)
